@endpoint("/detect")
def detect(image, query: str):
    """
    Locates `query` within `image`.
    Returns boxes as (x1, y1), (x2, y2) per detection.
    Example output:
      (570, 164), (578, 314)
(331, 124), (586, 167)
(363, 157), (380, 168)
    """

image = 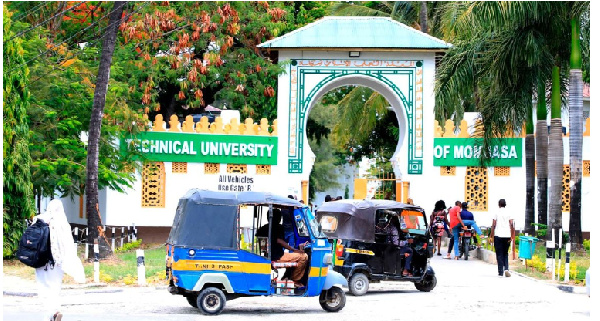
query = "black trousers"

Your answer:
(447, 236), (454, 254)
(494, 236), (511, 275)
